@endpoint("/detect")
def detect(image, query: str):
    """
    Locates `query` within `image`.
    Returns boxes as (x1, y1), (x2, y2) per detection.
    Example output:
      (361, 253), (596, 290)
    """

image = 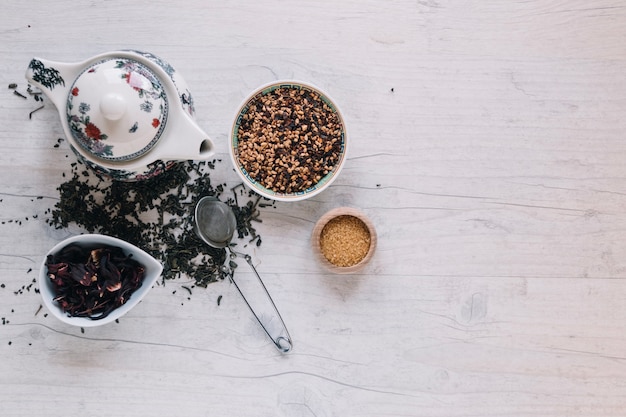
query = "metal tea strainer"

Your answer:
(193, 196), (293, 353)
